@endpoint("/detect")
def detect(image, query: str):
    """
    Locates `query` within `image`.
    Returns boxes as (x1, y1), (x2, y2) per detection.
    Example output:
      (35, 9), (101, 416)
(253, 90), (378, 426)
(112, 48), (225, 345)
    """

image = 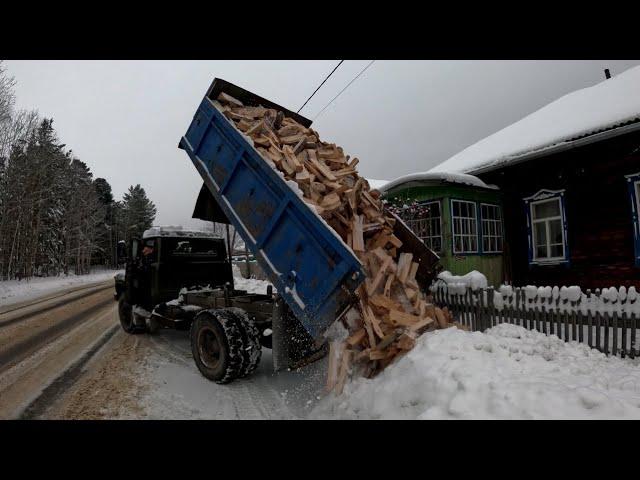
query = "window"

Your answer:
(451, 199), (478, 253)
(402, 201), (442, 252)
(162, 238), (221, 258)
(524, 190), (568, 264)
(626, 172), (640, 266)
(481, 204), (503, 253)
